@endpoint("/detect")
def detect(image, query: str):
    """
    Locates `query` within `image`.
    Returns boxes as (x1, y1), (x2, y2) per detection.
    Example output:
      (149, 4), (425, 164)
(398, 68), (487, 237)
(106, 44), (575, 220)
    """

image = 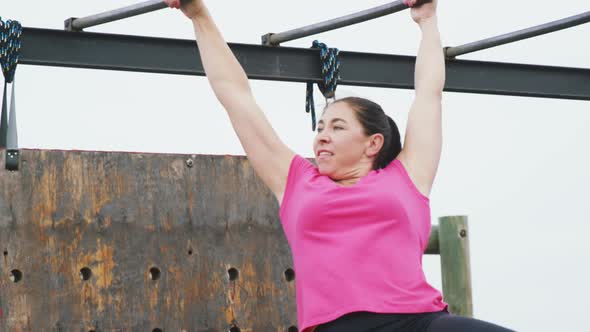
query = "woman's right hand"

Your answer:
(404, 0), (438, 25)
(164, 0), (206, 19)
